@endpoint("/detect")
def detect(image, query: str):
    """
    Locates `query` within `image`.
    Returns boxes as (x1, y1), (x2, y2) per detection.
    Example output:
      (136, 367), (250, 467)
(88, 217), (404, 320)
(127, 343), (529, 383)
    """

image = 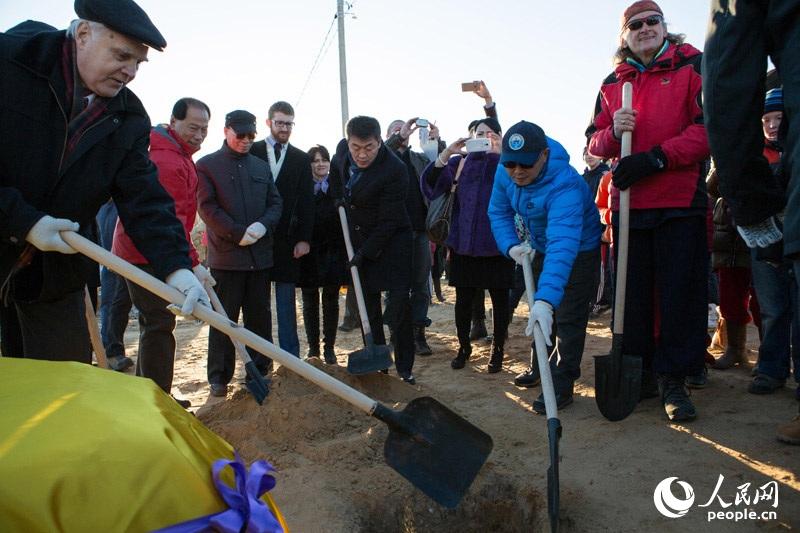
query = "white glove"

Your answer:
(736, 216), (782, 248)
(166, 268), (210, 315)
(239, 222), (266, 246)
(25, 215), (80, 254)
(508, 243), (533, 266)
(527, 300), (554, 346)
(192, 264), (216, 287)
